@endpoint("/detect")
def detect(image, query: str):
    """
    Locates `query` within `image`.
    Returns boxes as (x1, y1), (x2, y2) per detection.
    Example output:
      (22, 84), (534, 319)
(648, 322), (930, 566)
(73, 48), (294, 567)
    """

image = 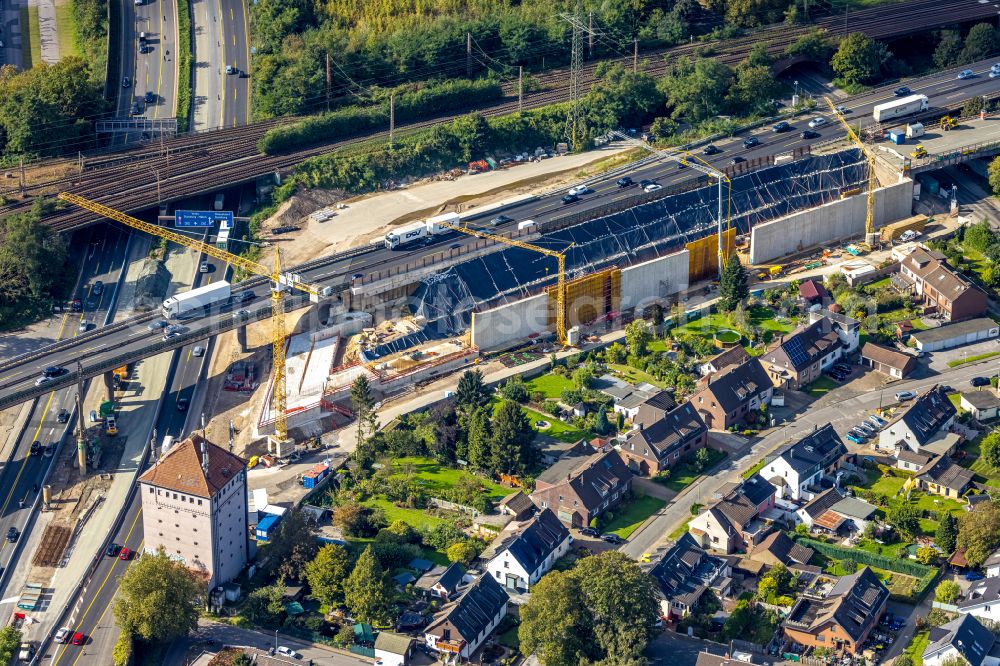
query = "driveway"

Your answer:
(646, 630), (730, 666)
